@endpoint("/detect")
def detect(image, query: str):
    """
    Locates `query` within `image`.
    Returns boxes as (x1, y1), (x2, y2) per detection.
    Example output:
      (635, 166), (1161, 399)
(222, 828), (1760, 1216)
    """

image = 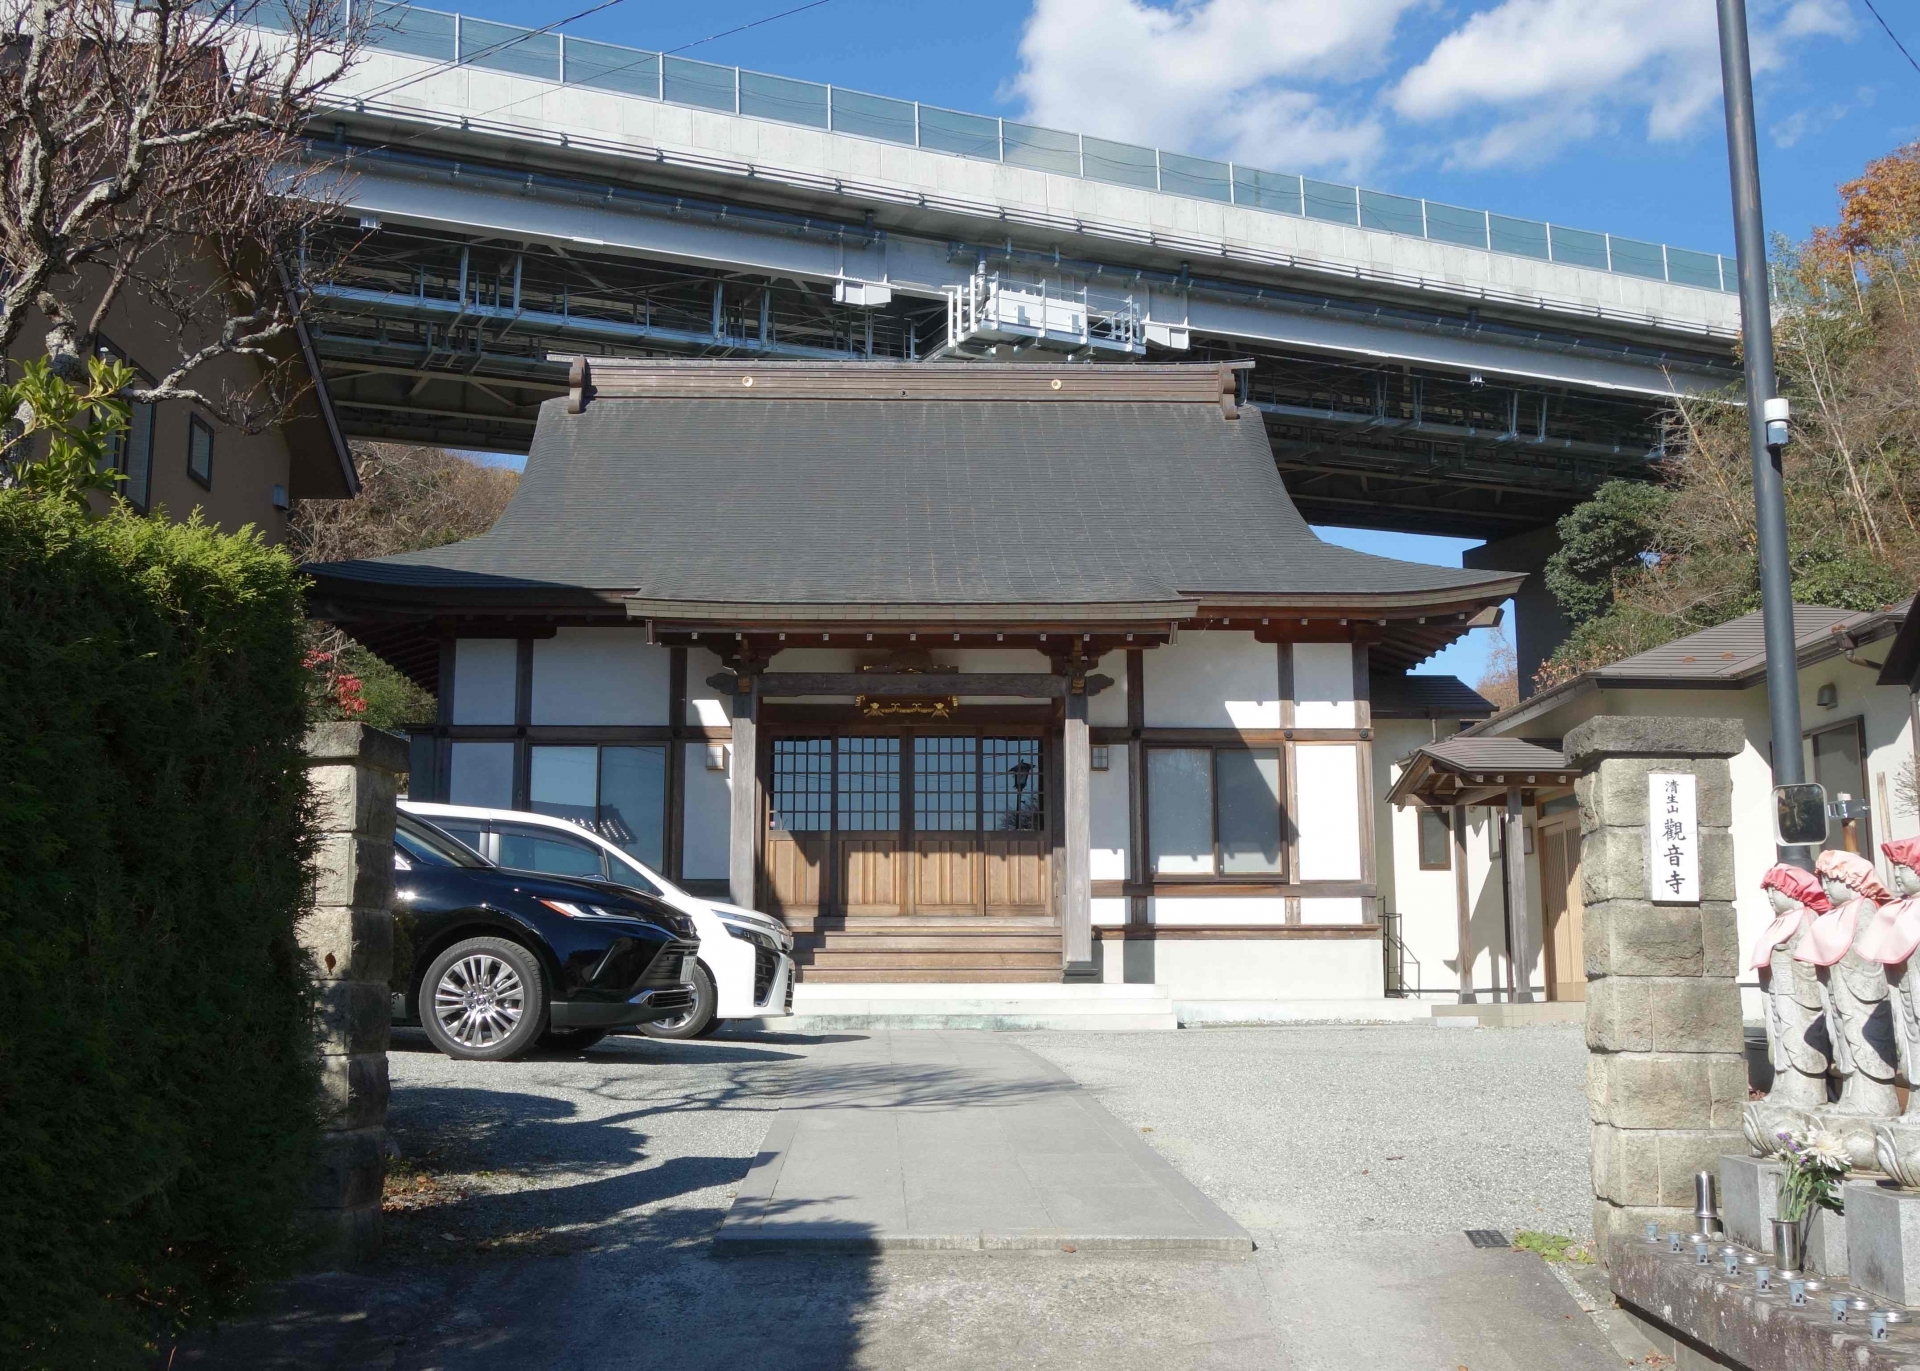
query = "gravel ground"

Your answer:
(178, 1022), (1614, 1371)
(1019, 1023), (1595, 1243)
